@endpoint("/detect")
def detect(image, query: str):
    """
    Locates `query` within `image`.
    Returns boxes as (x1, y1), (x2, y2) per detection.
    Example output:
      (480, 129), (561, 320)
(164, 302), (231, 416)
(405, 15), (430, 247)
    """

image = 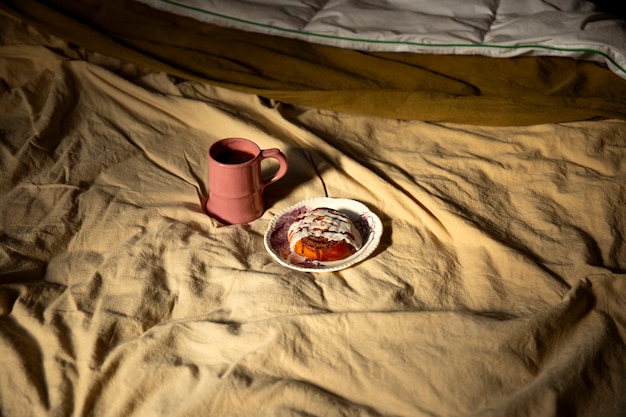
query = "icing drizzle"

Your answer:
(288, 207), (363, 252)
